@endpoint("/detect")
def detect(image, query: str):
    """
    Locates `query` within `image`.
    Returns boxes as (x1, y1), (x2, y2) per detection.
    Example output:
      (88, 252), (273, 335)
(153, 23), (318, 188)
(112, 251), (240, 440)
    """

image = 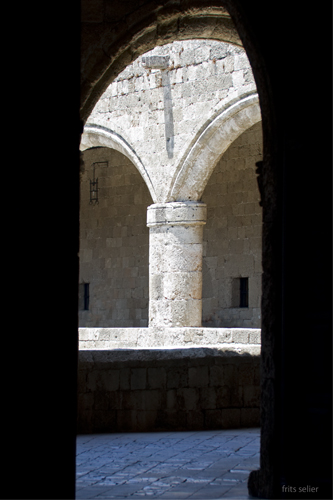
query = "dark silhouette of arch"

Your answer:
(79, 5), (332, 495)
(7, 2), (331, 500)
